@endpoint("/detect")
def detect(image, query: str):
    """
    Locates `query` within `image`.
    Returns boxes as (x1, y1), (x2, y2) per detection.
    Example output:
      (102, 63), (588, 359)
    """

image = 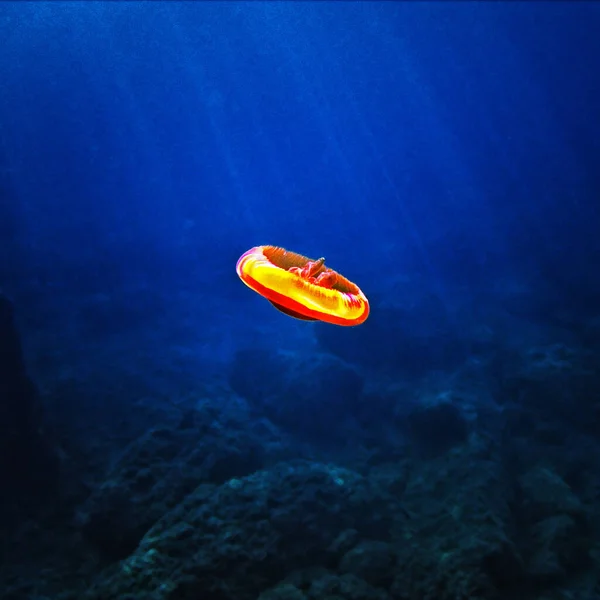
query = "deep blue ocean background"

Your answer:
(2, 3), (600, 599)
